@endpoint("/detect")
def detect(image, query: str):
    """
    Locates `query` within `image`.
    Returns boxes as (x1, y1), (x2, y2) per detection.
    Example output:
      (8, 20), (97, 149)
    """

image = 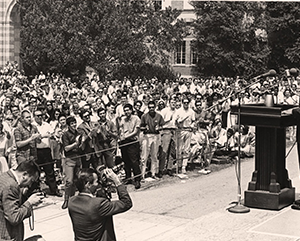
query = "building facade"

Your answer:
(0, 0), (196, 77)
(0, 0), (20, 68)
(162, 0), (197, 78)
